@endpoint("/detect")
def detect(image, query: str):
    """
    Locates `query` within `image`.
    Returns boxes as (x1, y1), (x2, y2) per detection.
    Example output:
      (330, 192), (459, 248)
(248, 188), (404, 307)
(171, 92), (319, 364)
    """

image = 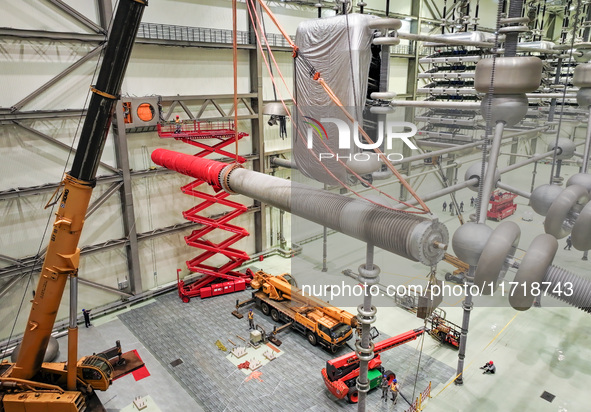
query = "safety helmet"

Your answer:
(176, 115), (179, 118)
(393, 379), (397, 383)
(489, 361), (493, 365)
